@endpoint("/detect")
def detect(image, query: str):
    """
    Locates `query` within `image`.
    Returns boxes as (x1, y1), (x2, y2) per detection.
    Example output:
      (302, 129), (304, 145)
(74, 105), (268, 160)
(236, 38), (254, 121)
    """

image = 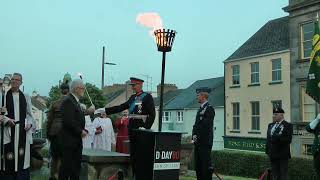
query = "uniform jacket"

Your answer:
(192, 102), (215, 147)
